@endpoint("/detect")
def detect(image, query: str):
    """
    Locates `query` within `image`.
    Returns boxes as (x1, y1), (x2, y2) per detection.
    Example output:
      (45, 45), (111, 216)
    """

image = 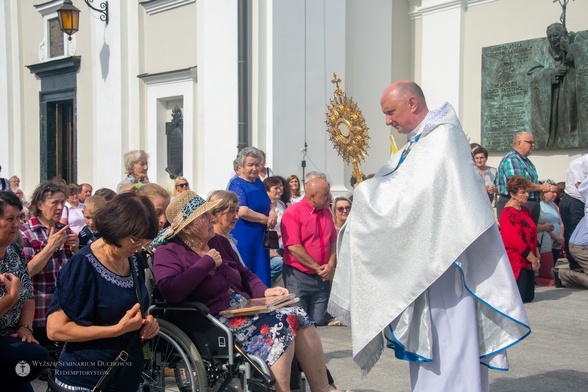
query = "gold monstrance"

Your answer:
(325, 73), (370, 187)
